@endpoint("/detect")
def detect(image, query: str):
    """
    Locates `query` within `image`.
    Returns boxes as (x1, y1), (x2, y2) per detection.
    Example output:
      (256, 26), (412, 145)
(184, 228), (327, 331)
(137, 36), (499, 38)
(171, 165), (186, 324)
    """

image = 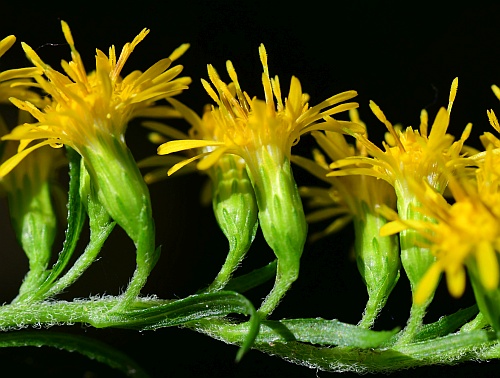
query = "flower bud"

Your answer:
(207, 154), (258, 291)
(355, 201), (400, 328)
(246, 146), (307, 315)
(396, 188), (435, 293)
(81, 135), (158, 309)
